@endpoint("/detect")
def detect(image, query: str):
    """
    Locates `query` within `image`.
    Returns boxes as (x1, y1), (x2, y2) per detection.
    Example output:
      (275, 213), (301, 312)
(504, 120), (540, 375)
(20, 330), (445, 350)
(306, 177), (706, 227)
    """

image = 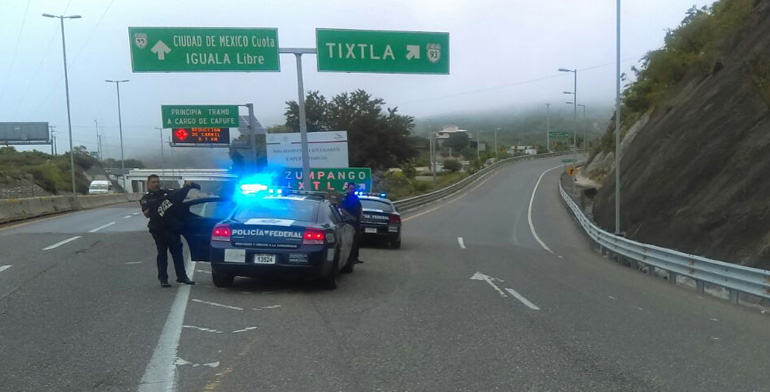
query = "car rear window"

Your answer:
(361, 199), (393, 212)
(232, 197), (318, 222)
